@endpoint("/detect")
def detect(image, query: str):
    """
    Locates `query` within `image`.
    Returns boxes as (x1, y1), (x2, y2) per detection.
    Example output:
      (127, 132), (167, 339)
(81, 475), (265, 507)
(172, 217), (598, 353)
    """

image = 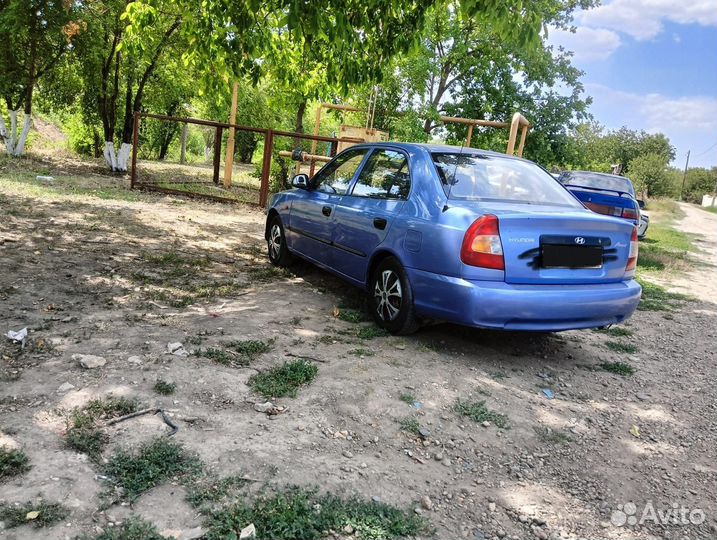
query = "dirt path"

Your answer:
(669, 203), (717, 301)
(1, 177), (716, 540)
